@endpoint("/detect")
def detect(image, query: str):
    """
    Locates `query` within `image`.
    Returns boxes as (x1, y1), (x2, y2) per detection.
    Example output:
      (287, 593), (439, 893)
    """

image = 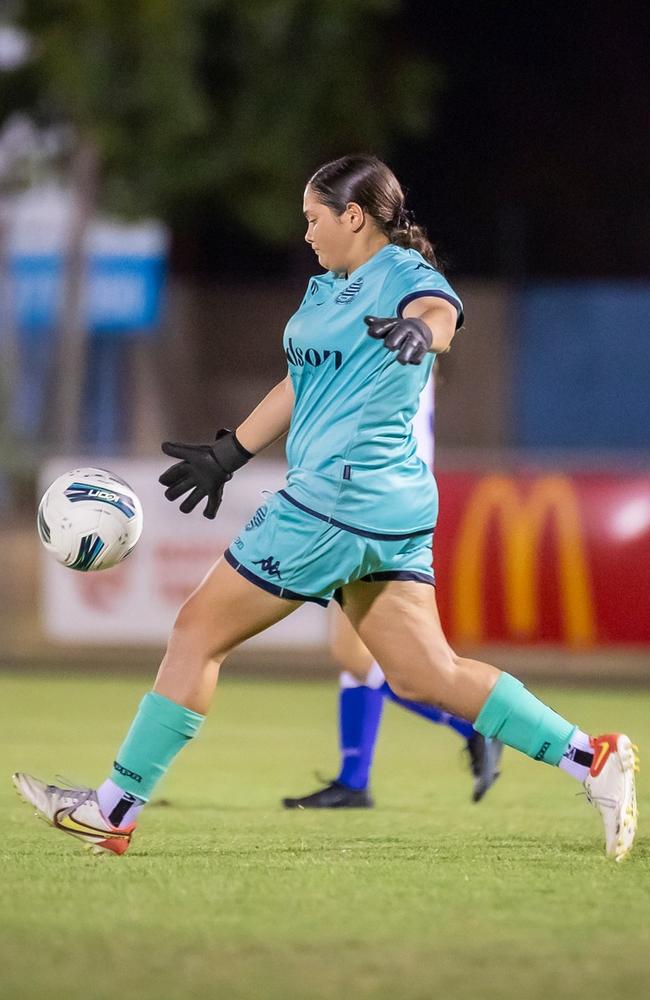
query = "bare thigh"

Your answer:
(340, 580), (500, 721)
(329, 603), (375, 679)
(154, 556), (301, 712)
